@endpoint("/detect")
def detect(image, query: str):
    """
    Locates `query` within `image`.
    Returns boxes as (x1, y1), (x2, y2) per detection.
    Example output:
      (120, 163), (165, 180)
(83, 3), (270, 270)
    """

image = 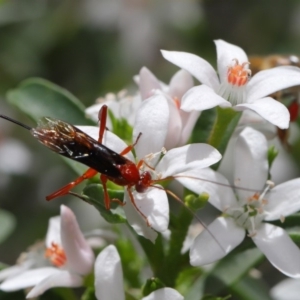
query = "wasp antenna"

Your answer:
(153, 185), (226, 254)
(172, 174), (261, 193)
(0, 115), (32, 131)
